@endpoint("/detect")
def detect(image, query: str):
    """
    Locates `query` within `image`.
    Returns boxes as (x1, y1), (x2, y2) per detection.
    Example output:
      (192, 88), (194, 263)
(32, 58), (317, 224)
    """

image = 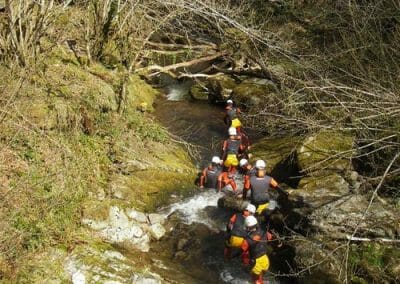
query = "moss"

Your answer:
(233, 80), (278, 109)
(125, 74), (159, 112)
(16, 248), (69, 283)
(349, 244), (400, 283)
(190, 84), (209, 100)
(1, 42), (196, 282)
(251, 136), (302, 172)
(125, 170), (195, 212)
(297, 130), (355, 174)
